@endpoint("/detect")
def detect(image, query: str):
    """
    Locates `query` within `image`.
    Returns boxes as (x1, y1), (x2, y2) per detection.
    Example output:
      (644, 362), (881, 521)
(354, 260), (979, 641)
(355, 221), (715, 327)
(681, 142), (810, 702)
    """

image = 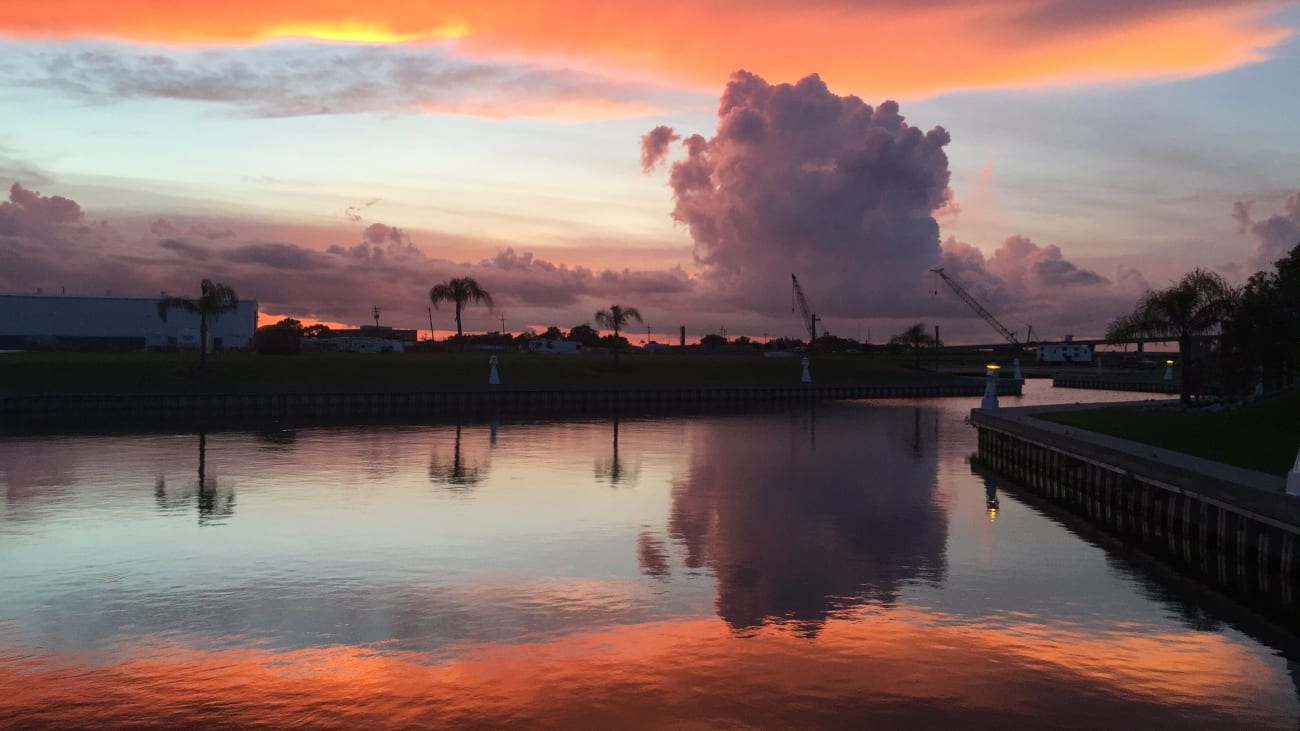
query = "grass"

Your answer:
(0, 350), (974, 394)
(1035, 389), (1300, 476)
